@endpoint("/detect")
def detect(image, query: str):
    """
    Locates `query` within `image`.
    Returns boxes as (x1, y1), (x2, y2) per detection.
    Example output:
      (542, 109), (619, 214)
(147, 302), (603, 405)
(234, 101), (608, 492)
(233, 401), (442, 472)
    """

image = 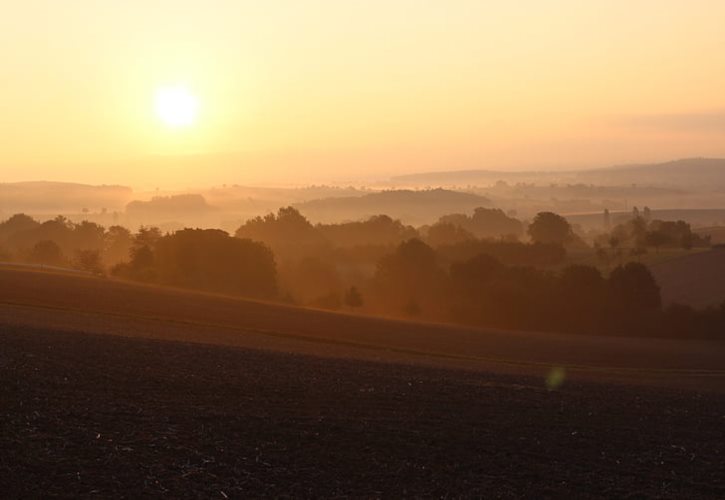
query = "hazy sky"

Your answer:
(1, 1), (725, 187)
